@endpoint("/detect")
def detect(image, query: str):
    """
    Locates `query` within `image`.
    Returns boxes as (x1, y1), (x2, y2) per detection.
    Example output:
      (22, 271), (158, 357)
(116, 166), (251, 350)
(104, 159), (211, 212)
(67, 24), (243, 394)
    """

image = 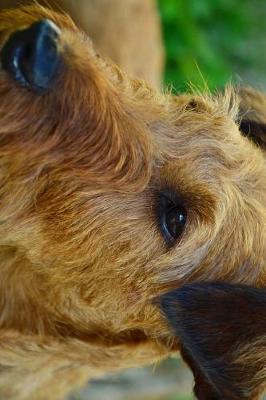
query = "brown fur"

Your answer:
(0, 5), (265, 400)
